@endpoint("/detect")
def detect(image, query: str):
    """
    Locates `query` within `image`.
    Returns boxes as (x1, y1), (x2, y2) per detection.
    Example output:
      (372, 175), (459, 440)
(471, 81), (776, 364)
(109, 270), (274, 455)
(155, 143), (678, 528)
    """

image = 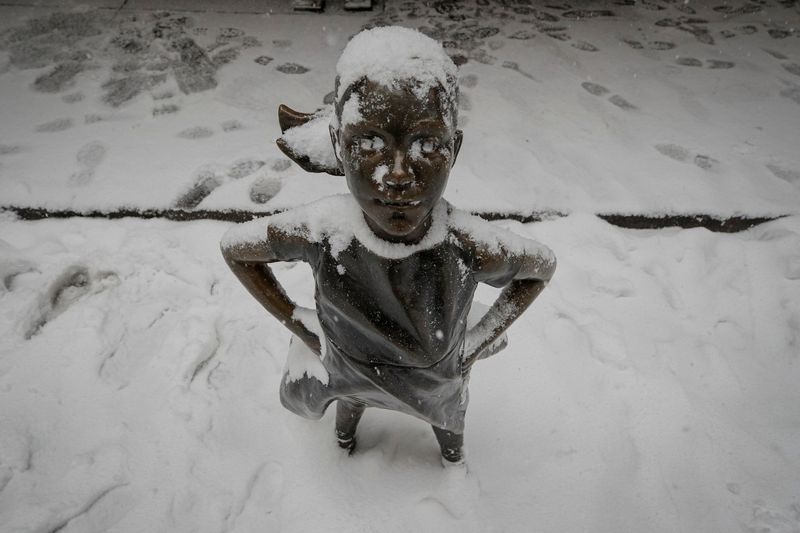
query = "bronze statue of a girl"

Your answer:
(221, 26), (555, 465)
